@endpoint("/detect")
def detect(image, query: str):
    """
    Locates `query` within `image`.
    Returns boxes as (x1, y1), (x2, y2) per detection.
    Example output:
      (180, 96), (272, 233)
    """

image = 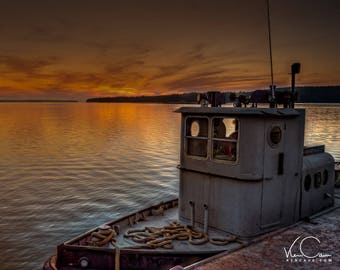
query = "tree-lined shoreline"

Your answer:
(86, 86), (340, 104)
